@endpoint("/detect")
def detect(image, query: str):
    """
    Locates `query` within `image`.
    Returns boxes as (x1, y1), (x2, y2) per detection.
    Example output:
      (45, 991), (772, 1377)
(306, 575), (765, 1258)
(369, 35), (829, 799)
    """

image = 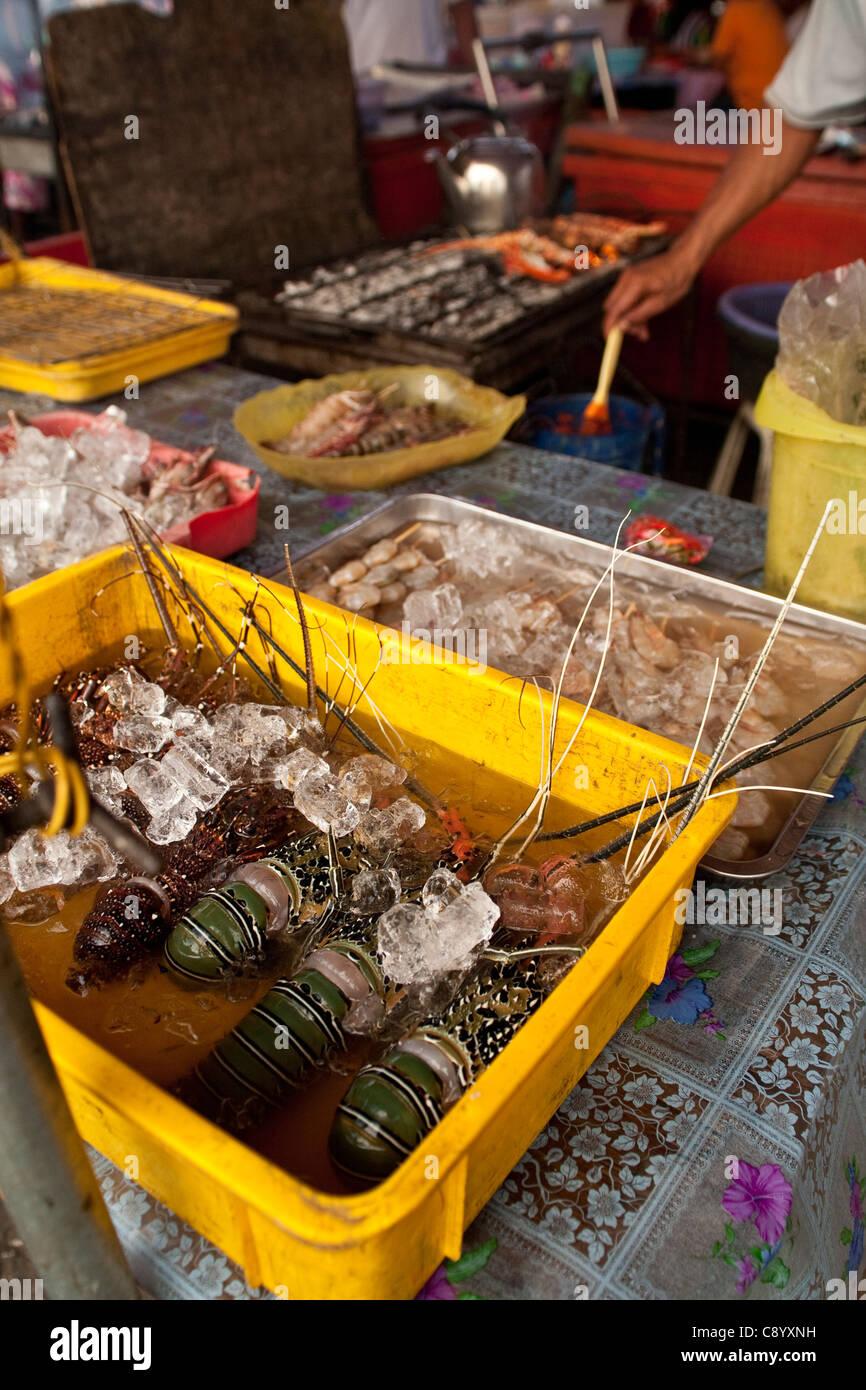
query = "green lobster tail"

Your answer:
(164, 881), (270, 983)
(329, 952), (549, 1184)
(330, 1052), (444, 1185)
(196, 966), (351, 1111)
